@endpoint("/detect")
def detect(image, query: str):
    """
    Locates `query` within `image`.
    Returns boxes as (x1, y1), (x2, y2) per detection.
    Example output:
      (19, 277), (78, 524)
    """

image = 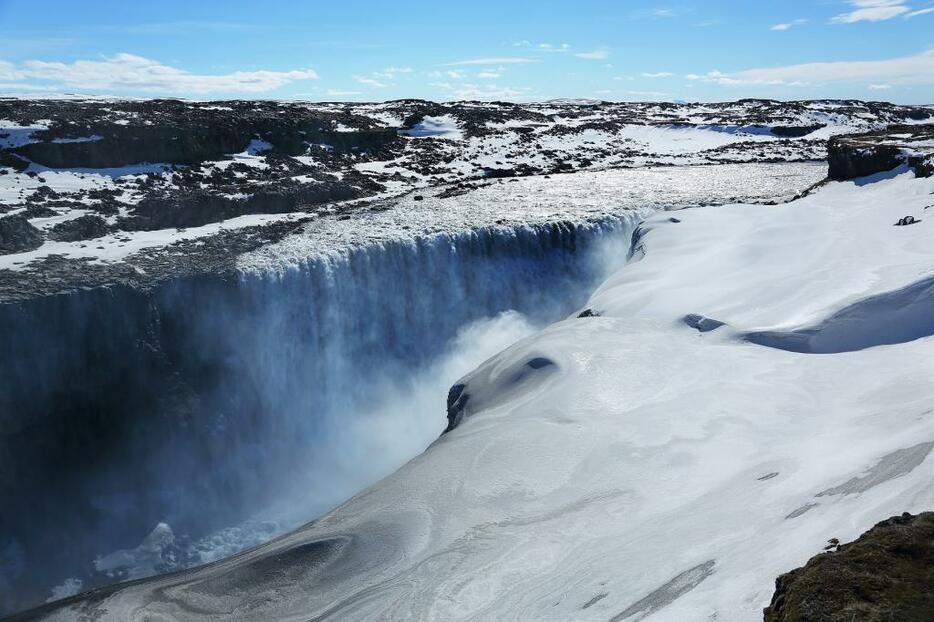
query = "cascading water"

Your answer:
(0, 212), (643, 614)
